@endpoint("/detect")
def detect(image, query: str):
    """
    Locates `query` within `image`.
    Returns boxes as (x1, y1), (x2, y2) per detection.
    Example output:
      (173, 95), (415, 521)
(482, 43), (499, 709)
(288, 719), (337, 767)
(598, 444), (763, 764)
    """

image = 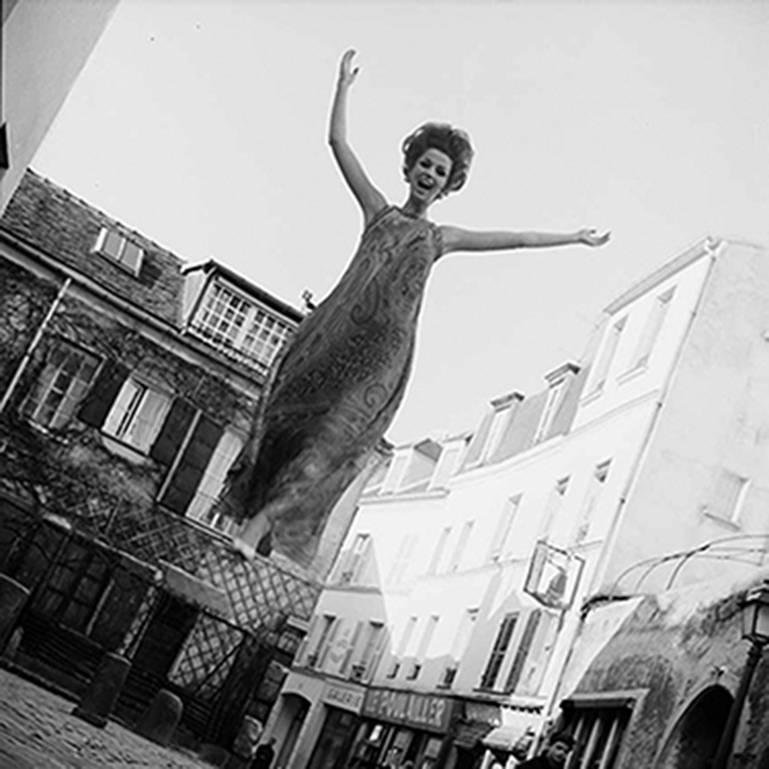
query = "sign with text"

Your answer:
(362, 688), (454, 733)
(323, 682), (365, 713)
